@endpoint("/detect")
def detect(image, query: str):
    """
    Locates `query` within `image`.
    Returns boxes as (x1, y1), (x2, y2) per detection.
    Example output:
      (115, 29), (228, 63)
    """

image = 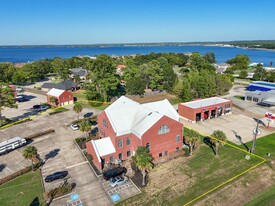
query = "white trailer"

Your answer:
(0, 137), (27, 155)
